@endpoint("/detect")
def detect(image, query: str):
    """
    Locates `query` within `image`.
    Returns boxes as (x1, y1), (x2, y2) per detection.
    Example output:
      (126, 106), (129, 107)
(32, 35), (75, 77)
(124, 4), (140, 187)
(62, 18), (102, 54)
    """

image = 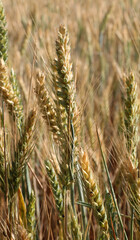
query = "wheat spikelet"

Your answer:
(20, 21), (32, 56)
(105, 191), (118, 239)
(53, 25), (75, 115)
(10, 68), (23, 125)
(79, 152), (109, 237)
(45, 159), (64, 219)
(70, 204), (82, 240)
(36, 26), (80, 187)
(27, 191), (36, 240)
(0, 59), (23, 130)
(52, 25), (79, 185)
(35, 71), (59, 141)
(122, 157), (140, 228)
(124, 73), (139, 168)
(52, 25), (77, 141)
(123, 73), (140, 232)
(21, 109), (36, 147)
(9, 109), (36, 197)
(0, 0), (8, 62)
